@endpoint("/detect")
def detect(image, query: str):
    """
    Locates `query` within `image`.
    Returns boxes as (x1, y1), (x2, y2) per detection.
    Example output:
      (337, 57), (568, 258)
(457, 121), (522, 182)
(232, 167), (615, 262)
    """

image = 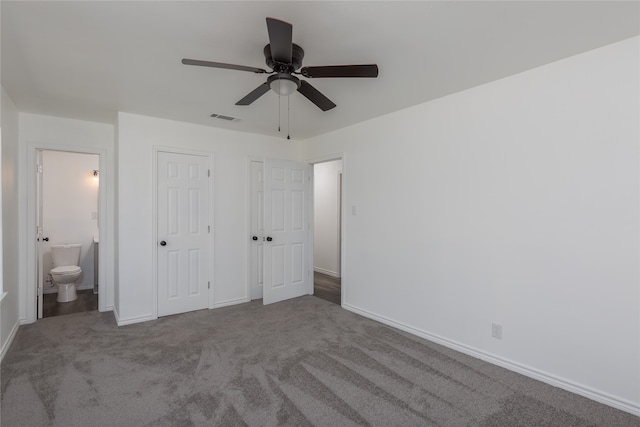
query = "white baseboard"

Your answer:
(0, 320), (20, 363)
(342, 302), (640, 417)
(114, 310), (156, 326)
(114, 298), (249, 326)
(100, 304), (114, 313)
(313, 267), (340, 278)
(213, 297), (249, 309)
